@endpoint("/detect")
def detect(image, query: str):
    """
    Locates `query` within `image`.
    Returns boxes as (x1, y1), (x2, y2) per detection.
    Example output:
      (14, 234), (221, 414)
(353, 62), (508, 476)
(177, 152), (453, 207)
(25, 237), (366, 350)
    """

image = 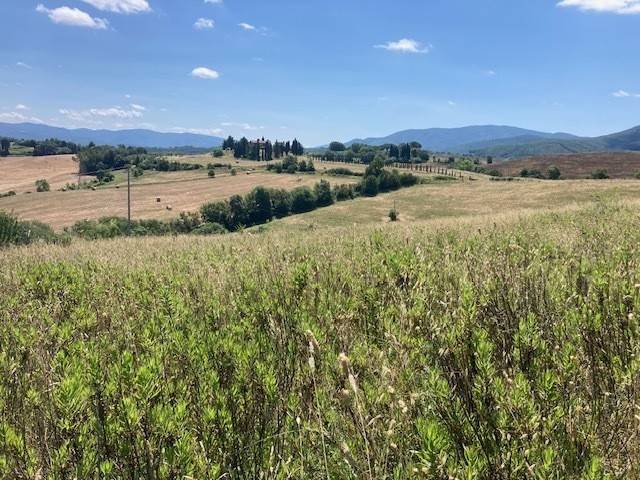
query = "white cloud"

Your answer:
(36, 4), (108, 29)
(15, 104), (29, 110)
(171, 126), (223, 136)
(59, 106), (144, 123)
(16, 62), (33, 69)
(220, 122), (263, 131)
(448, 100), (457, 106)
(191, 67), (220, 79)
(79, 0), (151, 14)
(204, 0), (223, 3)
(194, 18), (215, 29)
(238, 22), (256, 30)
(374, 38), (431, 54)
(483, 69), (497, 77)
(130, 103), (146, 111)
(557, 0), (640, 14)
(0, 112), (43, 123)
(612, 89), (640, 98)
